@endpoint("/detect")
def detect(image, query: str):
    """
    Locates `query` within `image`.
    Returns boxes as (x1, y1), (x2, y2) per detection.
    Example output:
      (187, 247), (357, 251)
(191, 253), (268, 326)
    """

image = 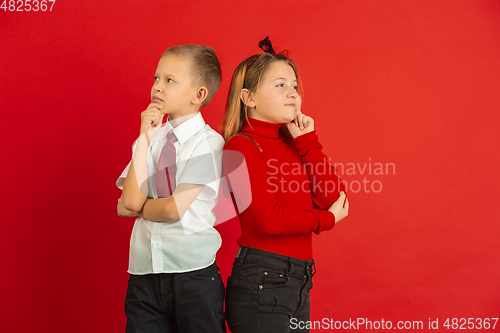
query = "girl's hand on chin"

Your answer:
(287, 110), (314, 138)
